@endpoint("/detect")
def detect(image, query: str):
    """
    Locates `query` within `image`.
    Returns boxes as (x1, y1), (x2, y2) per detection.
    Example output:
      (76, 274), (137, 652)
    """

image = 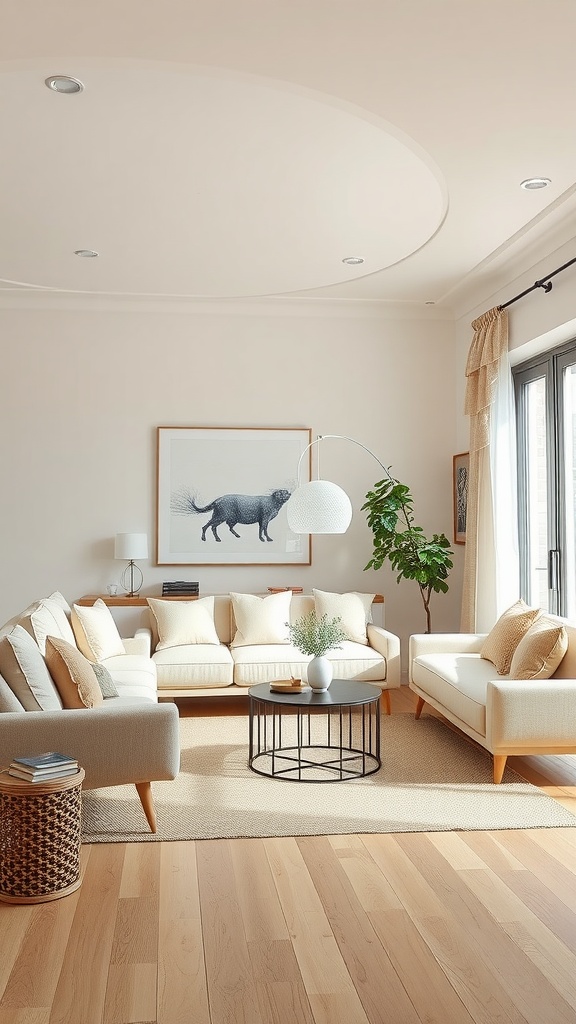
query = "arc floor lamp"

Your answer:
(286, 433), (392, 534)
